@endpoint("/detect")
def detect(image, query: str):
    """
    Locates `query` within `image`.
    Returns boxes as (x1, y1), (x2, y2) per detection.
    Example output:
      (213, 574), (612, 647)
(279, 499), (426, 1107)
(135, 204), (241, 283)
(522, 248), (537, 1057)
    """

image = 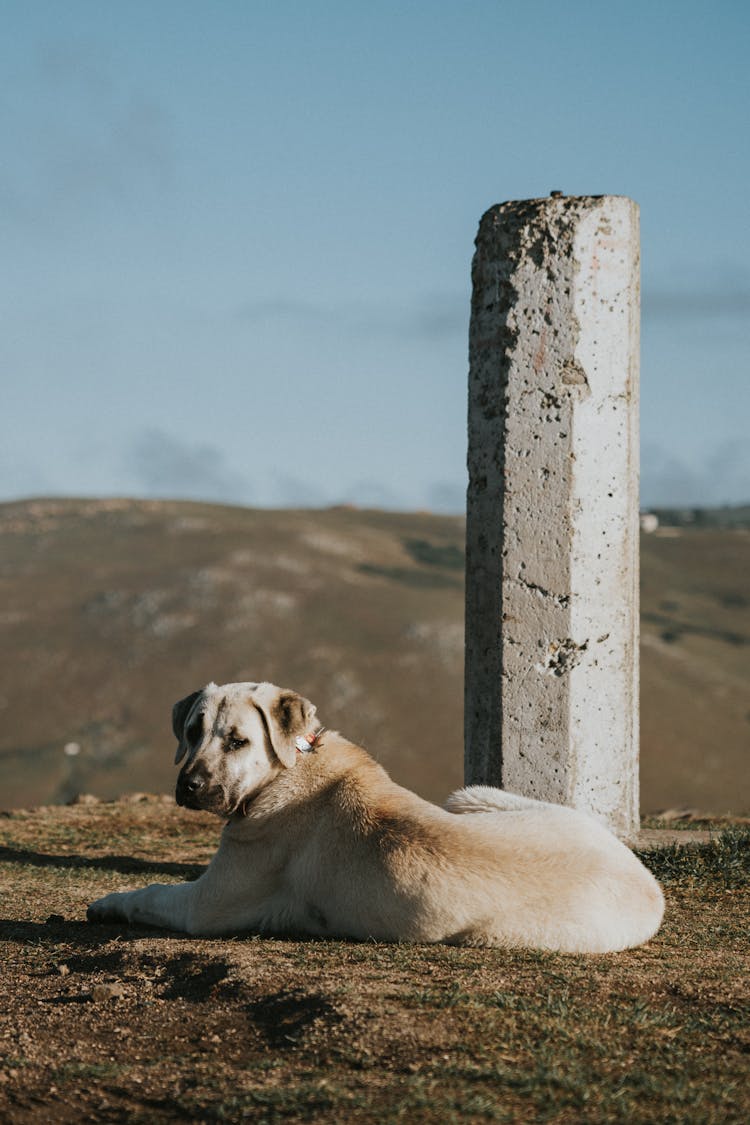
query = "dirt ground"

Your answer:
(0, 798), (748, 1123)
